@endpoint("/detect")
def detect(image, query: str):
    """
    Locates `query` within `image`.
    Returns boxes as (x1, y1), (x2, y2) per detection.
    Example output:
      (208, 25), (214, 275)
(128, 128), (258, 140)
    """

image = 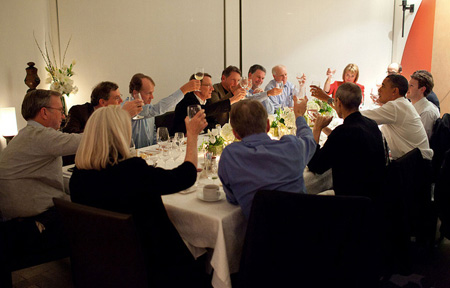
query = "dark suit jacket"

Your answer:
(207, 83), (234, 126)
(62, 102), (94, 133)
(308, 112), (386, 200)
(171, 92), (231, 134)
